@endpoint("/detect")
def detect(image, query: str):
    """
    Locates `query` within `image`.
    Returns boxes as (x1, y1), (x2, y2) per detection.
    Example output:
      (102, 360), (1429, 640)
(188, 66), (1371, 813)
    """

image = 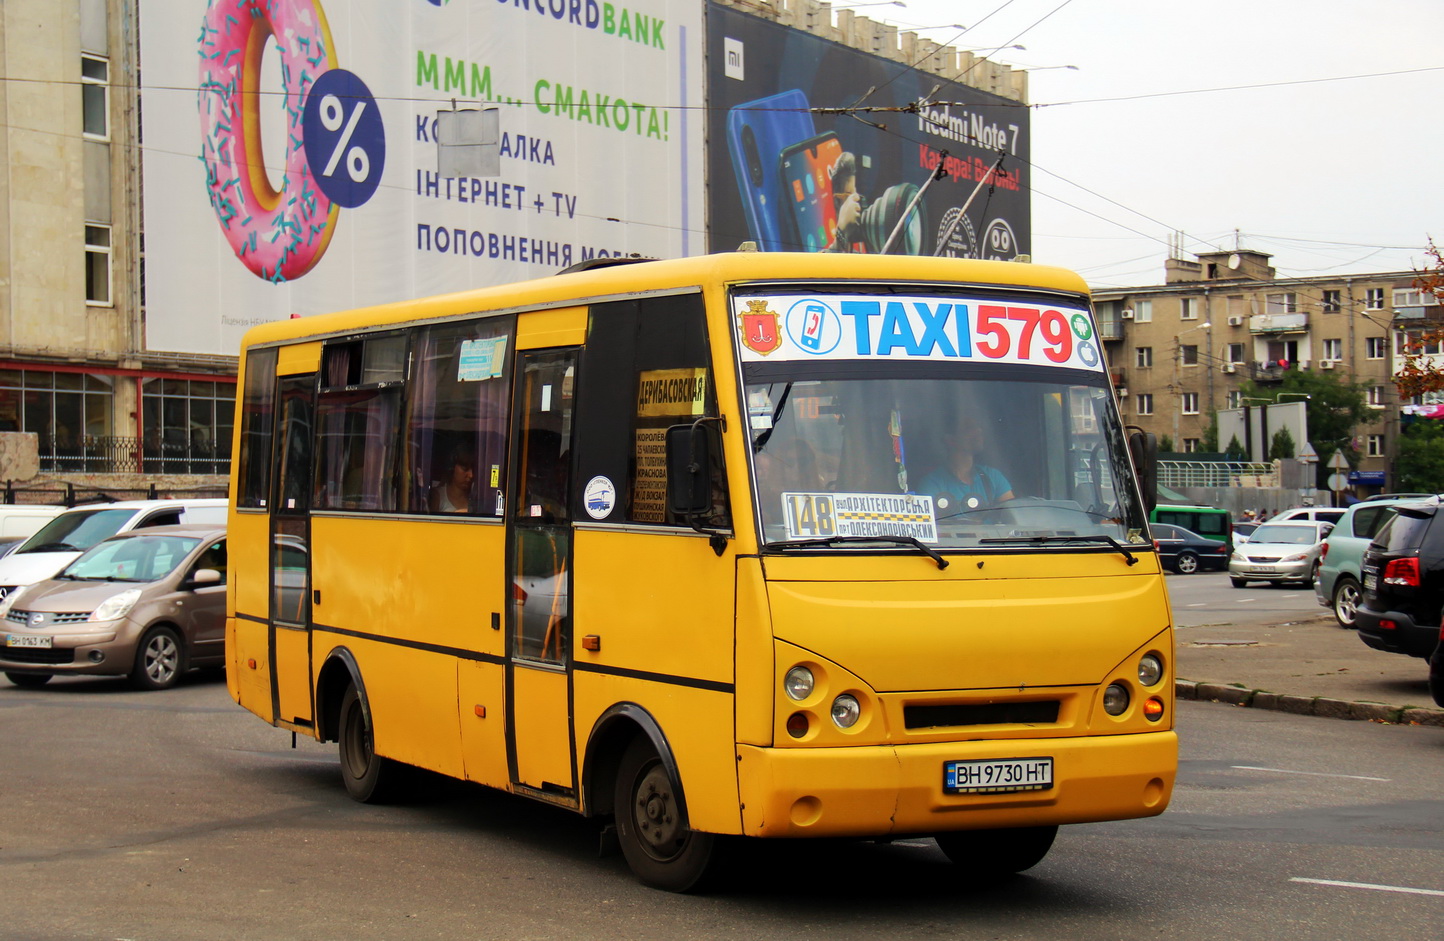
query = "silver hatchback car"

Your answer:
(1228, 521), (1332, 588)
(0, 525), (226, 690)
